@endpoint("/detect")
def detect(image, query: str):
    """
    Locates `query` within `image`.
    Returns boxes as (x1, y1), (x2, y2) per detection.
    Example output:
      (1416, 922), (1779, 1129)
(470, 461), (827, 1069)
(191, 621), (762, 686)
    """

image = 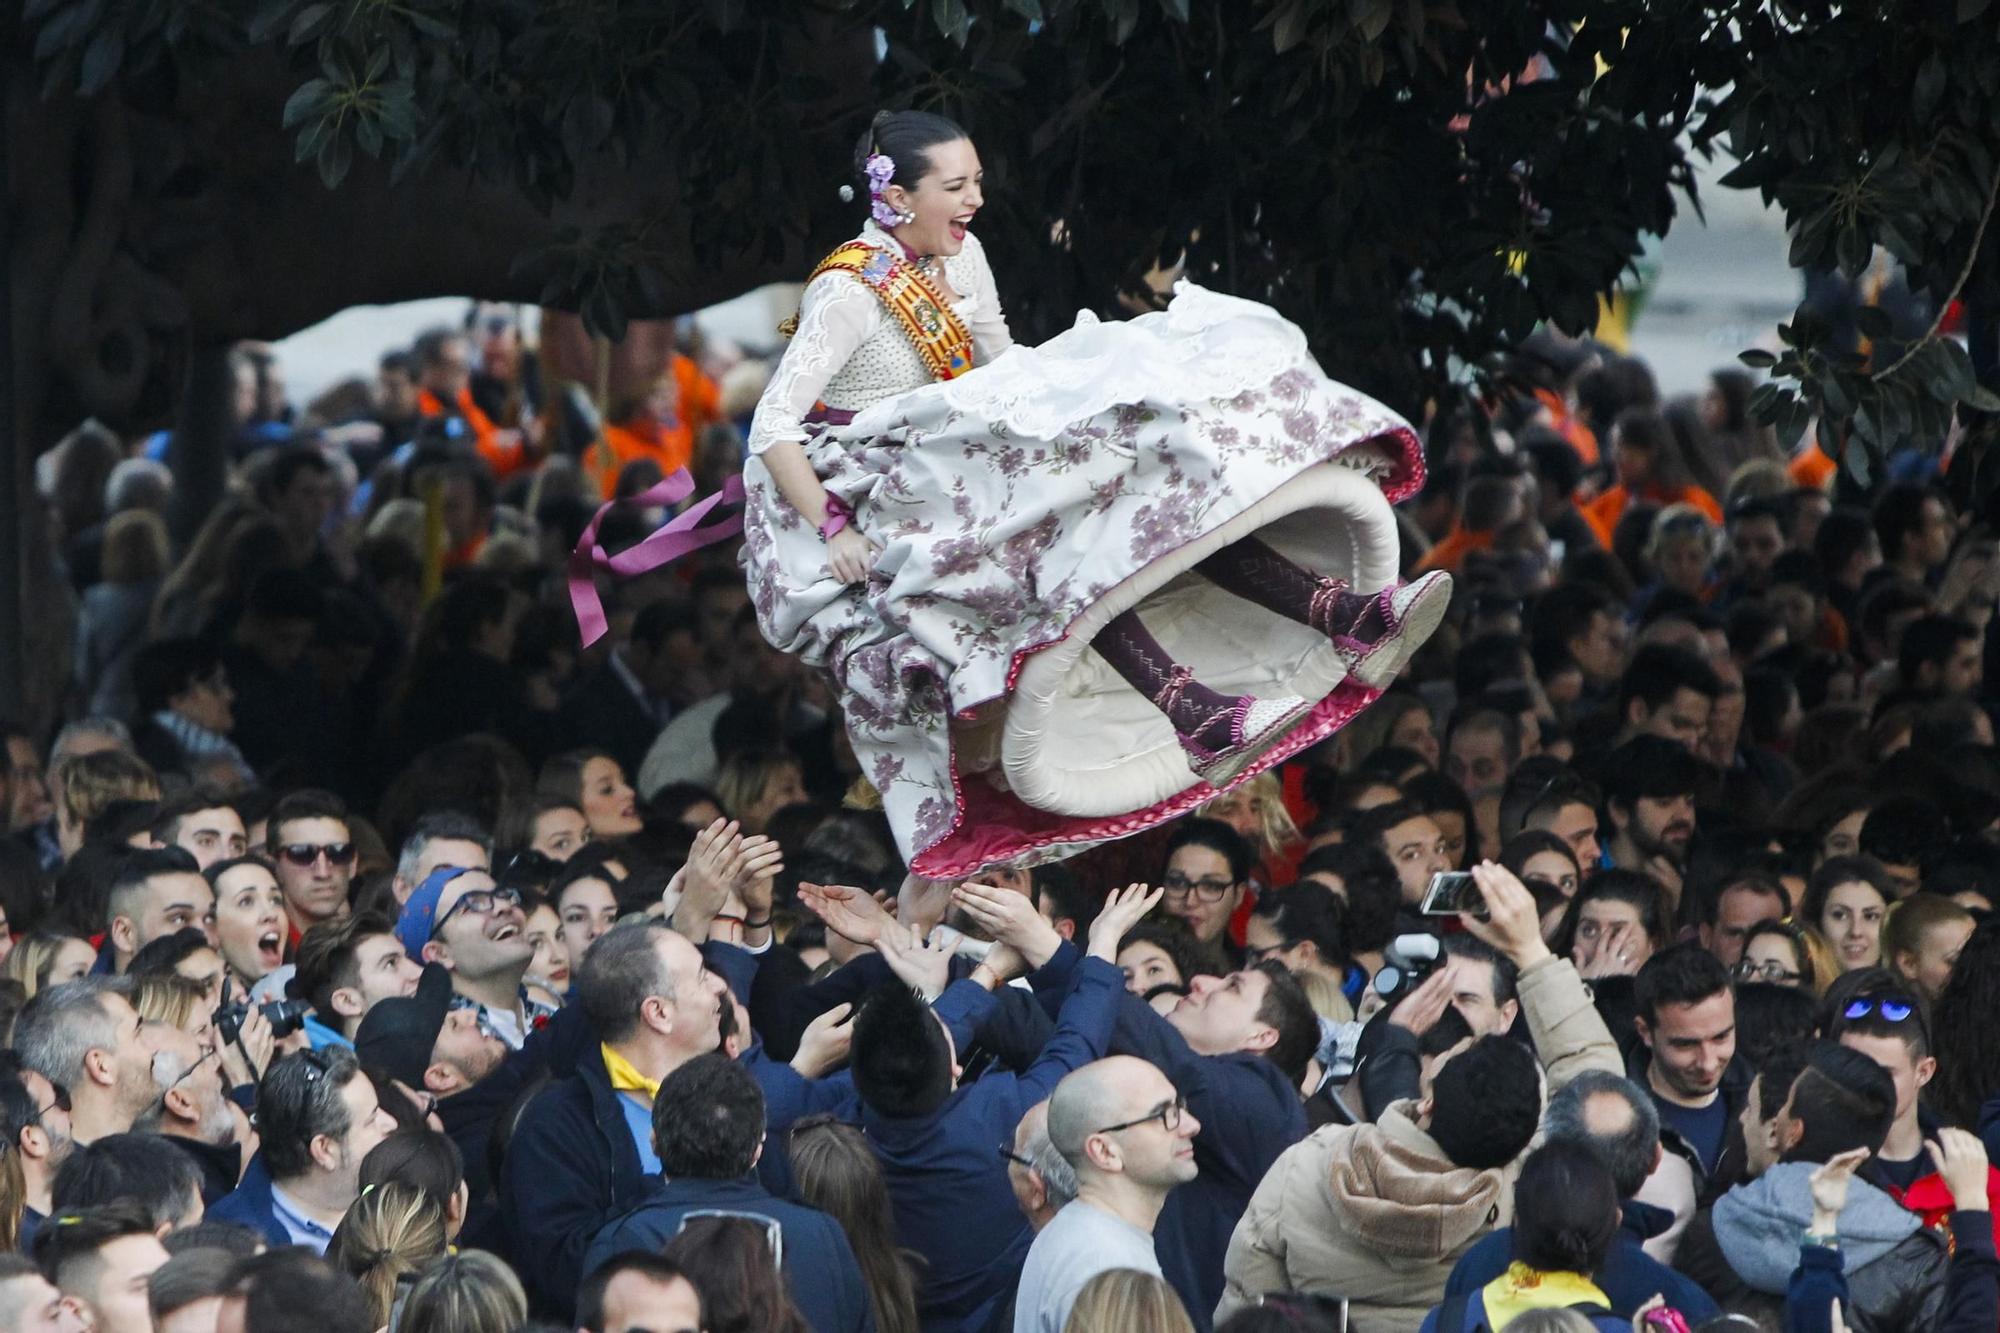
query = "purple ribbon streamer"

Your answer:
(567, 469), (747, 648)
